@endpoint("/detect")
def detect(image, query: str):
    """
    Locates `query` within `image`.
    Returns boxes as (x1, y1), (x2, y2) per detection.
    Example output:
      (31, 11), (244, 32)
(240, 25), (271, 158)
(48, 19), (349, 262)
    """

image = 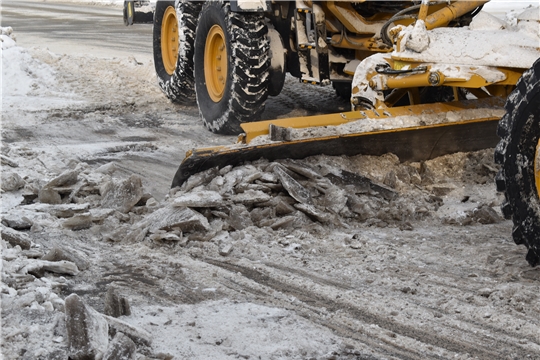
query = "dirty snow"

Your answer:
(2, 2), (540, 360)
